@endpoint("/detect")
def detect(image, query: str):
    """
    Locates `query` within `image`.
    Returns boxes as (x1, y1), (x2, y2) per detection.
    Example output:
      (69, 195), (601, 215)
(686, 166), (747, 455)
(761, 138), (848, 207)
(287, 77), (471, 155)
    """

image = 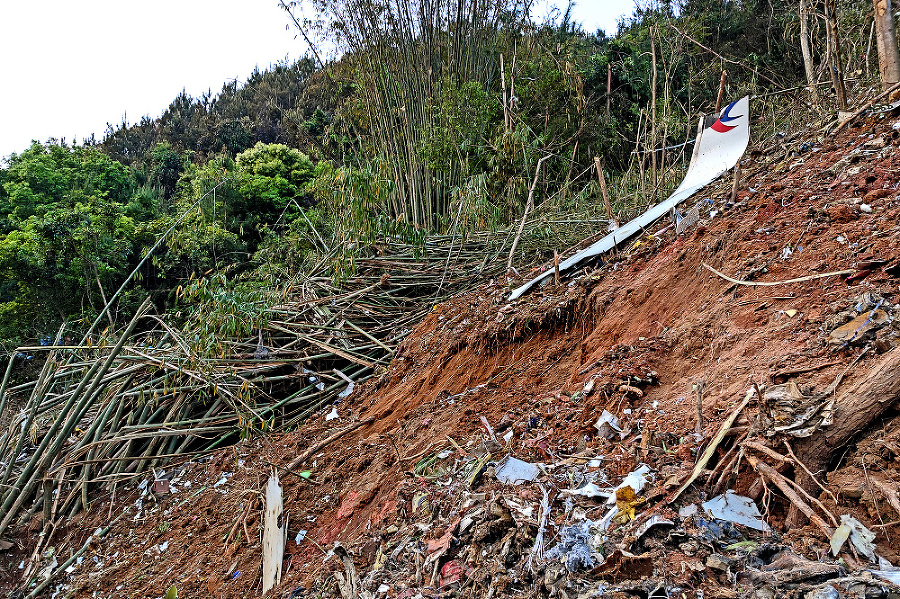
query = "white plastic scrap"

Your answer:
(702, 490), (770, 532)
(213, 472), (232, 488)
(337, 382), (355, 399)
(595, 410), (623, 439)
(494, 456), (540, 485)
(562, 482), (609, 499)
(325, 407), (339, 421)
(871, 570), (900, 585)
(830, 515), (876, 561)
(608, 464), (653, 505)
